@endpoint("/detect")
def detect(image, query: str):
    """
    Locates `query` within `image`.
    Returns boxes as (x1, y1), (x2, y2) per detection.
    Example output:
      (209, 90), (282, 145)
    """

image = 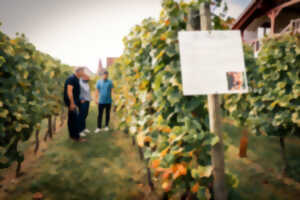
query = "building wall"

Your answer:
(246, 15), (270, 32)
(244, 15), (270, 42)
(243, 30), (258, 42)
